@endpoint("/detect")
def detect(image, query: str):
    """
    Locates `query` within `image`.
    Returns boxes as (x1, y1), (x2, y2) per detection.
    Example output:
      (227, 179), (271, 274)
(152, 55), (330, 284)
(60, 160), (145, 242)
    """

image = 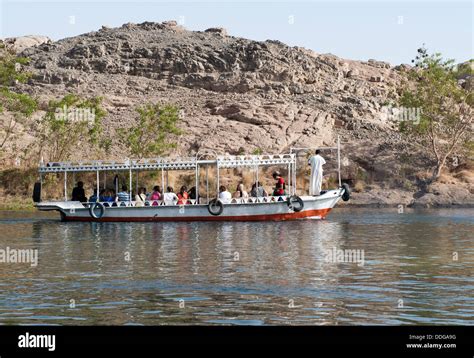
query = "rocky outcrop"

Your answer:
(345, 188), (415, 207)
(410, 182), (474, 208)
(11, 21), (402, 156)
(3, 35), (51, 53)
